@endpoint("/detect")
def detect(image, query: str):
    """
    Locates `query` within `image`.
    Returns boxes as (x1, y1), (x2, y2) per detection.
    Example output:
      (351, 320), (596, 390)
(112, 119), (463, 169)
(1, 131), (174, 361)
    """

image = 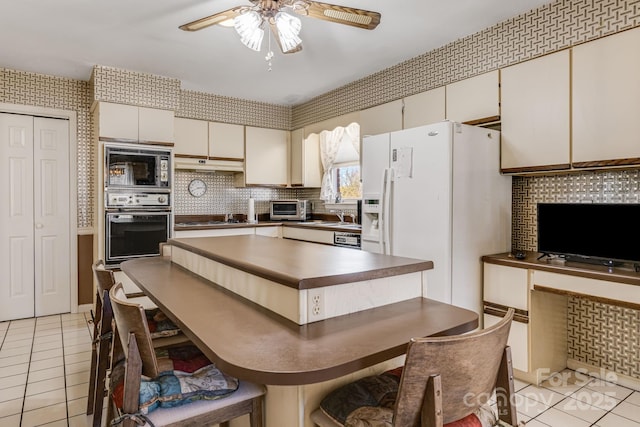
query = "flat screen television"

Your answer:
(537, 203), (640, 266)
